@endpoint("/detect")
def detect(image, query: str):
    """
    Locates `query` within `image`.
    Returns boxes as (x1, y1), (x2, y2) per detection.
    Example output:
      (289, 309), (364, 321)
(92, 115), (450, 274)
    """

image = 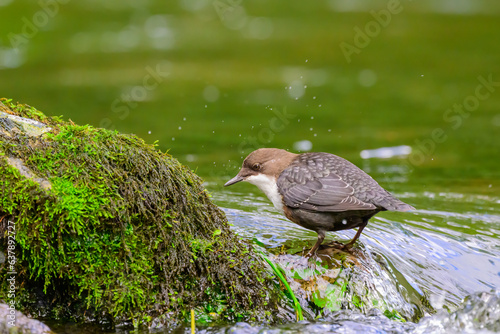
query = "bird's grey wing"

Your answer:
(277, 165), (376, 212)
